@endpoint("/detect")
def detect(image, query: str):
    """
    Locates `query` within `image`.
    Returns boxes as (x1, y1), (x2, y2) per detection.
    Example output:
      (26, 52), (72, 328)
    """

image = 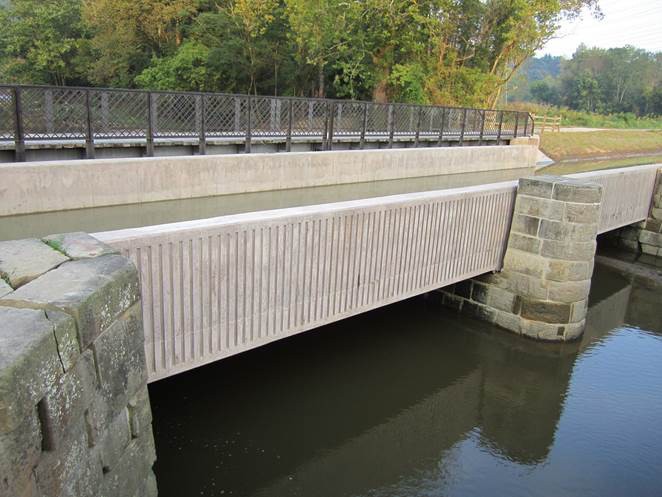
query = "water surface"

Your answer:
(149, 263), (662, 497)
